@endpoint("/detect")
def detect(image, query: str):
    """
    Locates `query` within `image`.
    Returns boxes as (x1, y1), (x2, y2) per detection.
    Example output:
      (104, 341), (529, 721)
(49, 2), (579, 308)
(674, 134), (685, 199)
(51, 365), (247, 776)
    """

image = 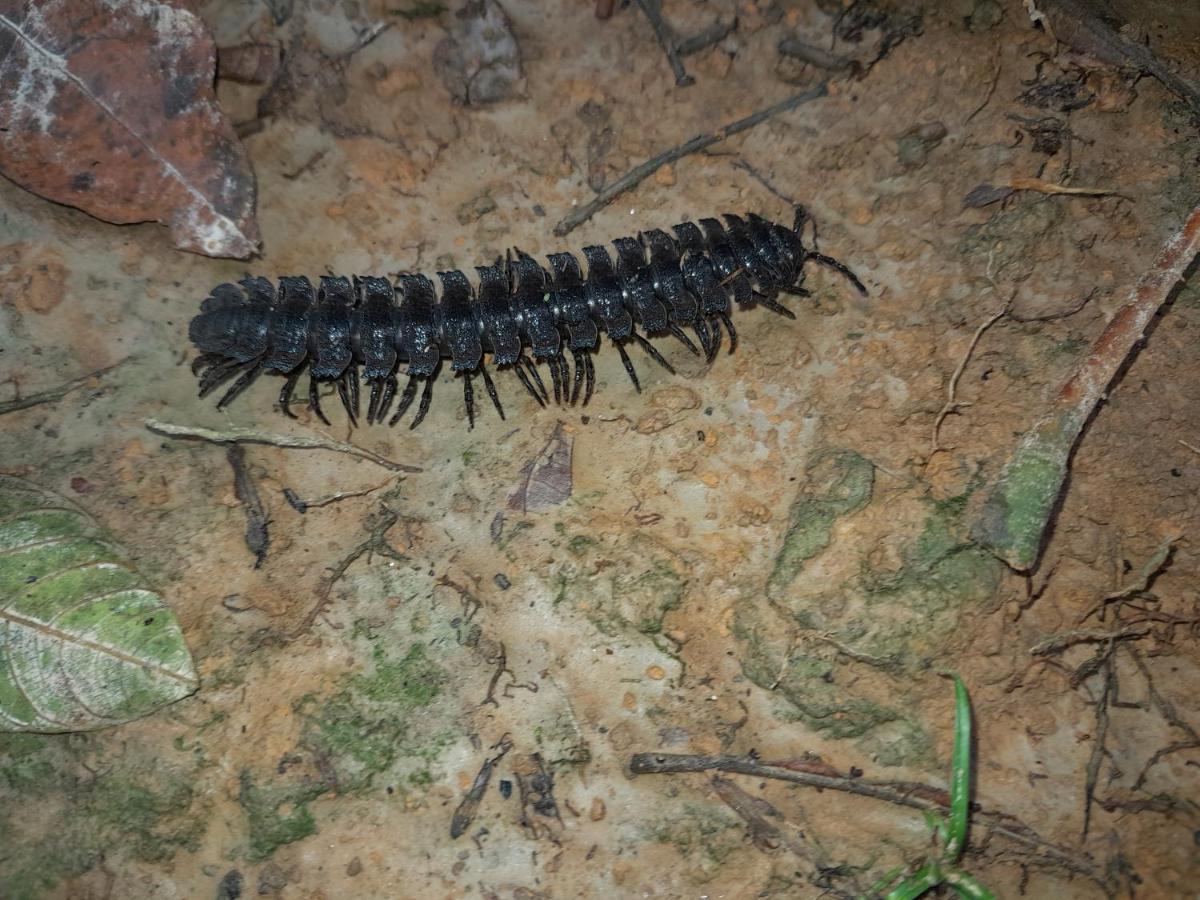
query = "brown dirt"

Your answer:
(2, 1), (1198, 898)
